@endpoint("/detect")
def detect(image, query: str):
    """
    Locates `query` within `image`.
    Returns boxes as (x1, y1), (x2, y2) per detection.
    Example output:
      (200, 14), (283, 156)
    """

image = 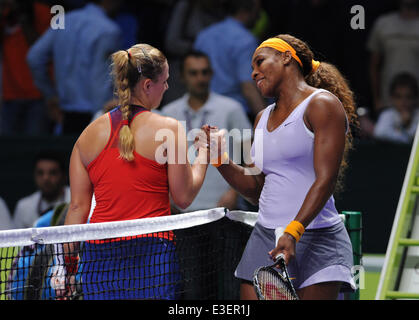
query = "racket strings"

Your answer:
(257, 268), (296, 300)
